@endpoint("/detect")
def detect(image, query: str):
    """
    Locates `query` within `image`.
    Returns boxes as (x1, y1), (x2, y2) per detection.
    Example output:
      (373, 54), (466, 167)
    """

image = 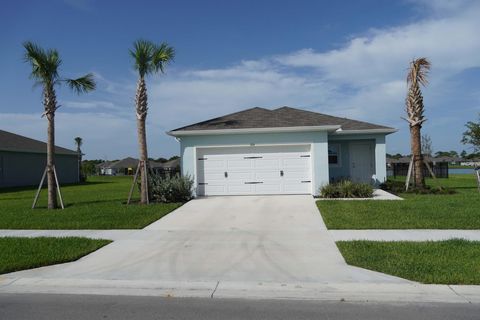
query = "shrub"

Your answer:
(320, 180), (374, 198)
(380, 179), (456, 195)
(149, 174), (194, 203)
